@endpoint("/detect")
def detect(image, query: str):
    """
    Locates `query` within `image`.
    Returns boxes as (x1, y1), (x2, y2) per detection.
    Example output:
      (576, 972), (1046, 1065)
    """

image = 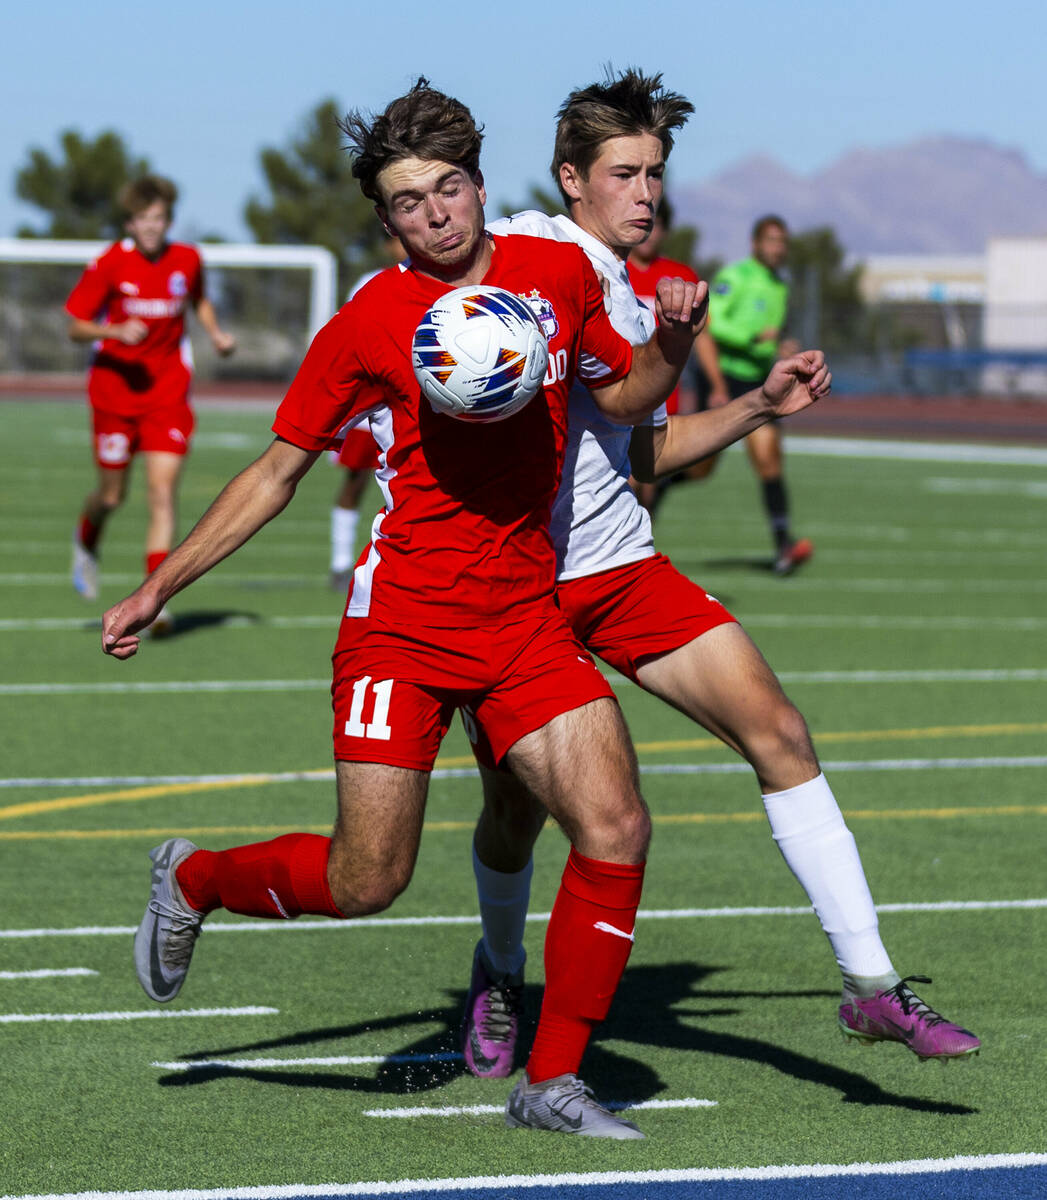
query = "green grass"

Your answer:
(1, 399), (1045, 1192)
